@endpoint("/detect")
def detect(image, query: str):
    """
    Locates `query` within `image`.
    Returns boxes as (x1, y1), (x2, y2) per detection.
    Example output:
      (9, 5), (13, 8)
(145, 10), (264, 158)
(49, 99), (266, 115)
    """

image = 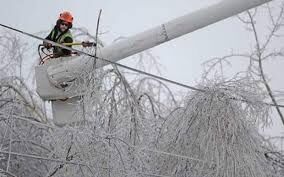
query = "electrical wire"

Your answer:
(6, 114), (208, 164)
(0, 23), (283, 109)
(0, 23), (205, 93)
